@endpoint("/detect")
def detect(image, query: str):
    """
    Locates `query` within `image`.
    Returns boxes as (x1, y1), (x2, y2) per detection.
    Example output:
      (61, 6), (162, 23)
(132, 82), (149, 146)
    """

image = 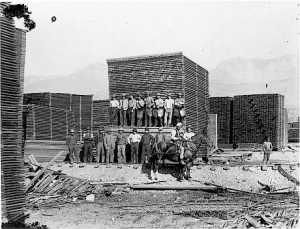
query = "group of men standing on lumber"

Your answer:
(66, 122), (195, 165)
(109, 92), (186, 128)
